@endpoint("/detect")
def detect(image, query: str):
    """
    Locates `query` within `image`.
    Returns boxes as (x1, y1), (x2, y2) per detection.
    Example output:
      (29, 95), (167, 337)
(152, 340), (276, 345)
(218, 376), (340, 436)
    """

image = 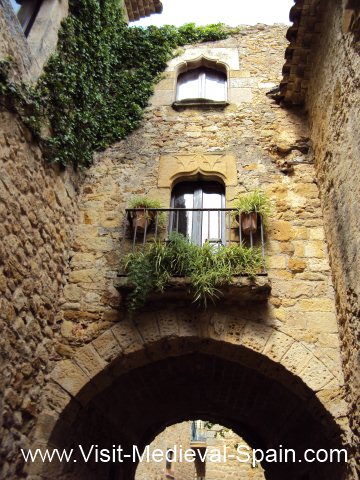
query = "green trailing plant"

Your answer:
(128, 195), (166, 227)
(128, 196), (164, 210)
(124, 232), (263, 311)
(0, 0), (234, 168)
(231, 189), (272, 226)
